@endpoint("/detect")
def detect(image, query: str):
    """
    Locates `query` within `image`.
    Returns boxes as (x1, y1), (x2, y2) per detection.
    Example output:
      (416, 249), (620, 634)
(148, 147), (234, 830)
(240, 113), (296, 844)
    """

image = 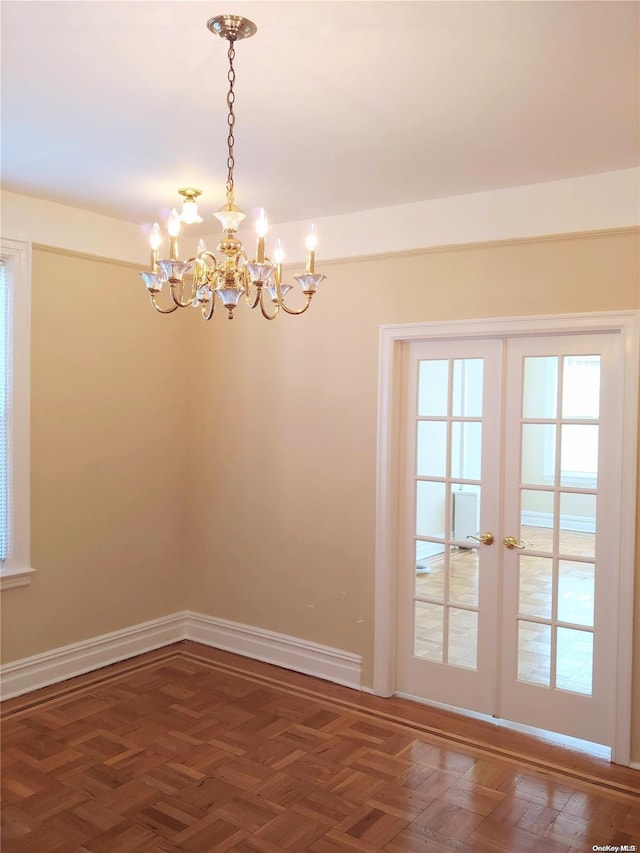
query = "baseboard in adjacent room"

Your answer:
(521, 510), (595, 533)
